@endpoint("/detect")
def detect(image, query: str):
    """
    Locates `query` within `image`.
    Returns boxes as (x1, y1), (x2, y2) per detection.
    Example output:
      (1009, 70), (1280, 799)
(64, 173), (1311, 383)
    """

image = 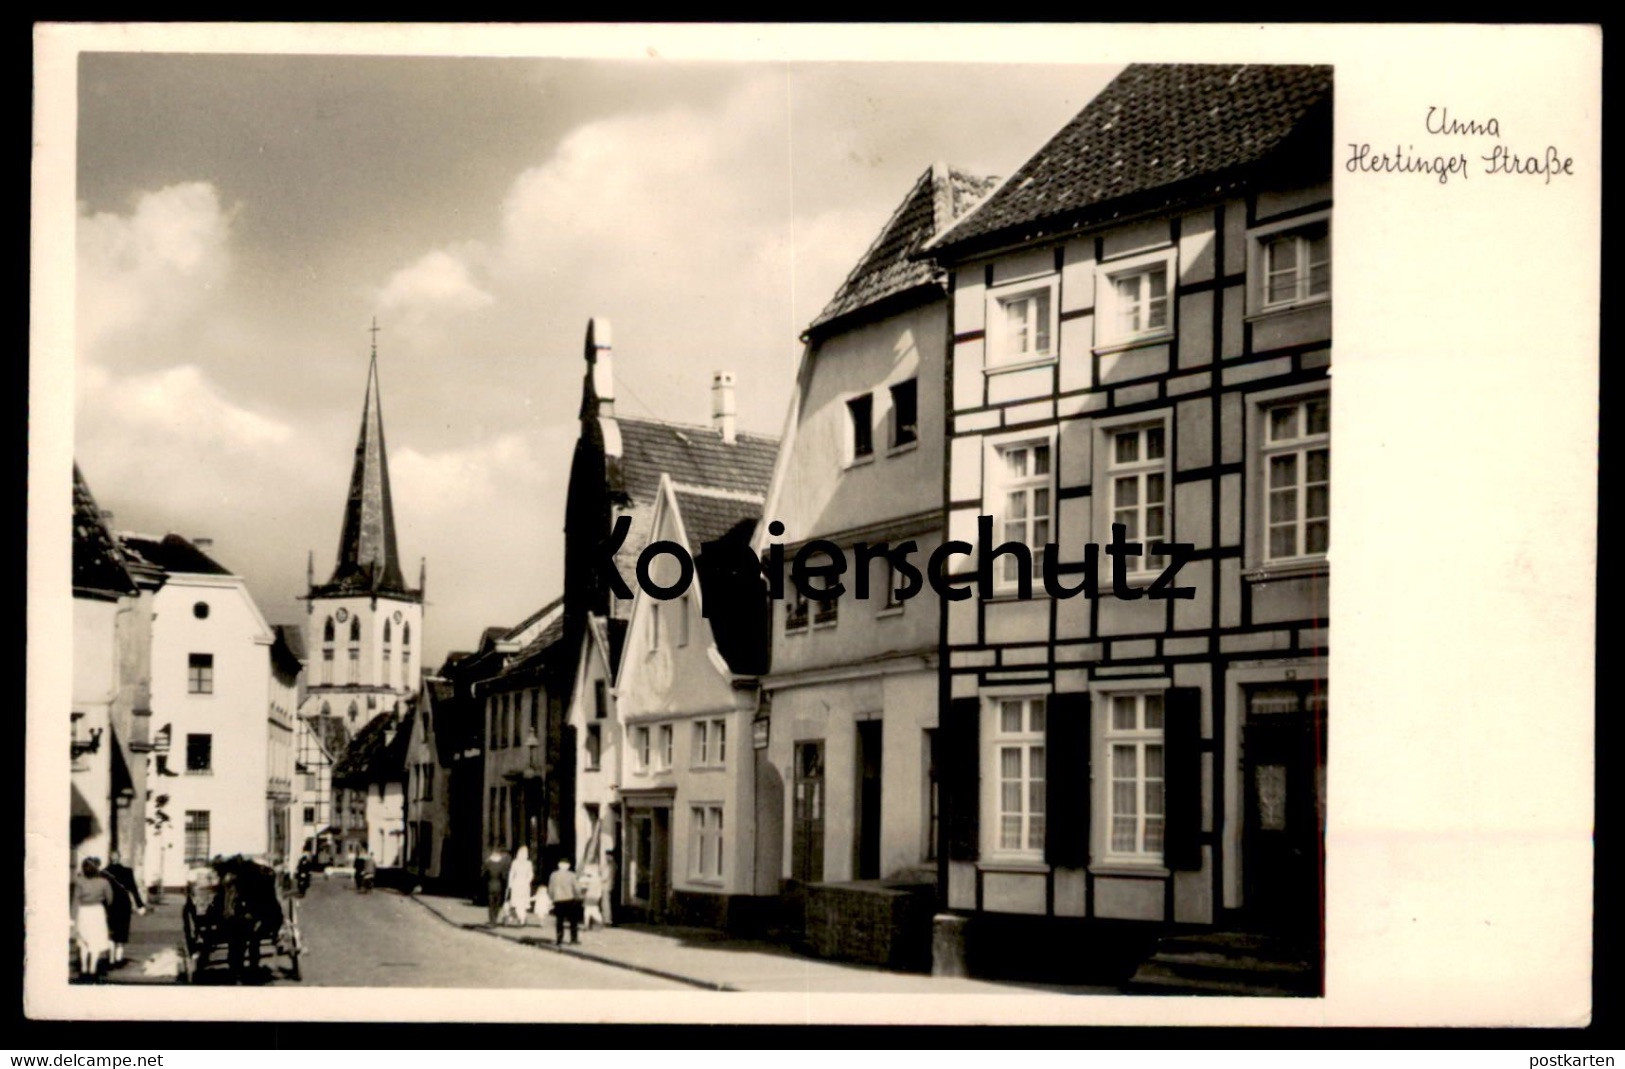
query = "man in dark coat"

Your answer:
(100, 850), (145, 968)
(480, 846), (512, 925)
